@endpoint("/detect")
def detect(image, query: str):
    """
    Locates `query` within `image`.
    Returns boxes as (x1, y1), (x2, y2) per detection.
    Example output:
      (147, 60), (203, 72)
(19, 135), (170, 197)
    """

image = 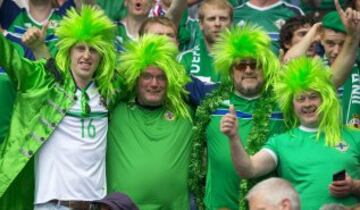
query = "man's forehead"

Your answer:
(322, 28), (346, 39)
